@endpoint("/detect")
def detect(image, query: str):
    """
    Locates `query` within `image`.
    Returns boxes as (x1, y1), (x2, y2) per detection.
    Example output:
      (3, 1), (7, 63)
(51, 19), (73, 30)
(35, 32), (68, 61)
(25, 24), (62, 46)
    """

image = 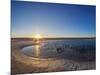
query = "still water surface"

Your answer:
(21, 39), (95, 60)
